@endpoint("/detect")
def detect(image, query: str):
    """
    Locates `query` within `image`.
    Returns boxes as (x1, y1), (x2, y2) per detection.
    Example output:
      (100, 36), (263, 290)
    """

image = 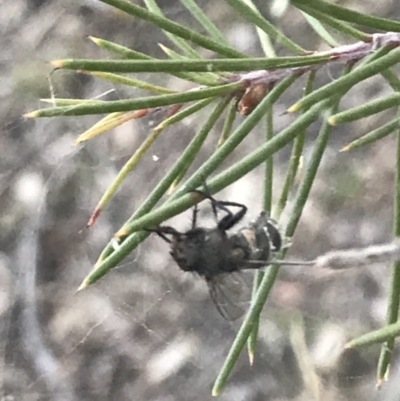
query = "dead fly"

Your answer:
(147, 190), (400, 320)
(149, 191), (283, 320)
